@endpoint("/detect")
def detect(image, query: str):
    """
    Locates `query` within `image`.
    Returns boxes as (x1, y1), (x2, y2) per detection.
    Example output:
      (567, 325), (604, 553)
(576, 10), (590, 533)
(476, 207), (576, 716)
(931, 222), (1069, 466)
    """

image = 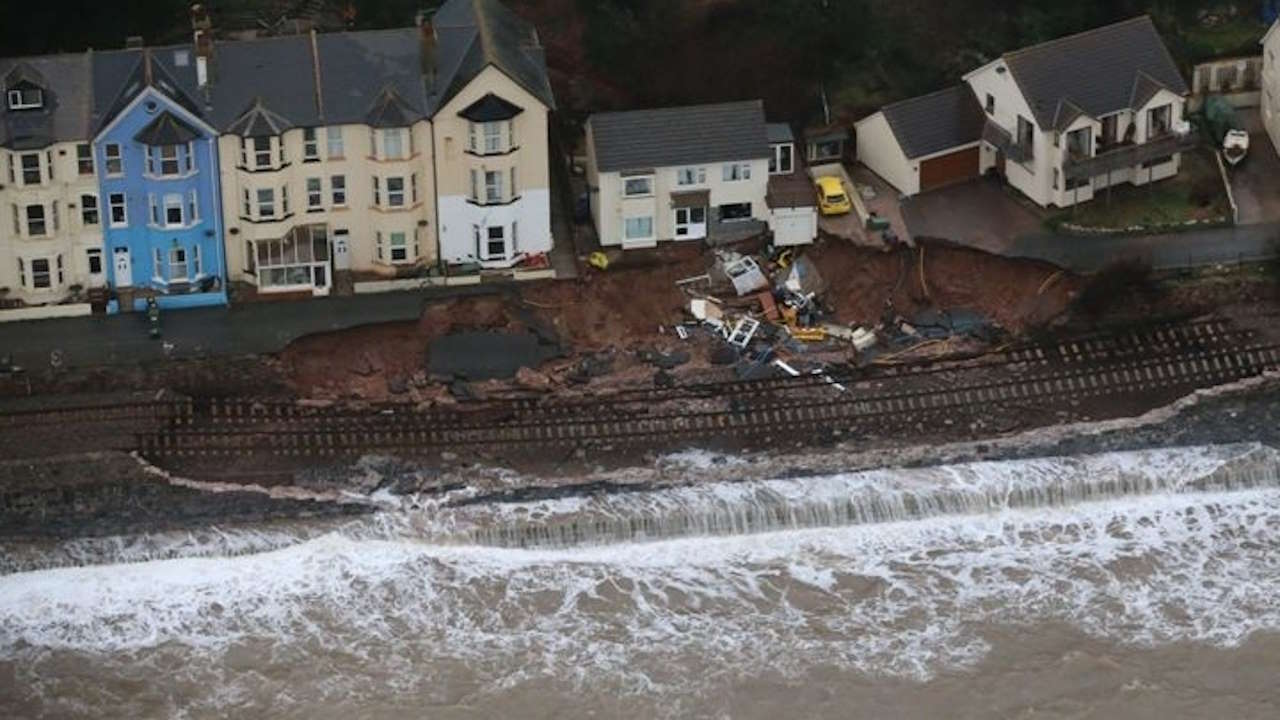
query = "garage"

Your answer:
(766, 172), (818, 246)
(920, 146), (980, 191)
(855, 84), (986, 197)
